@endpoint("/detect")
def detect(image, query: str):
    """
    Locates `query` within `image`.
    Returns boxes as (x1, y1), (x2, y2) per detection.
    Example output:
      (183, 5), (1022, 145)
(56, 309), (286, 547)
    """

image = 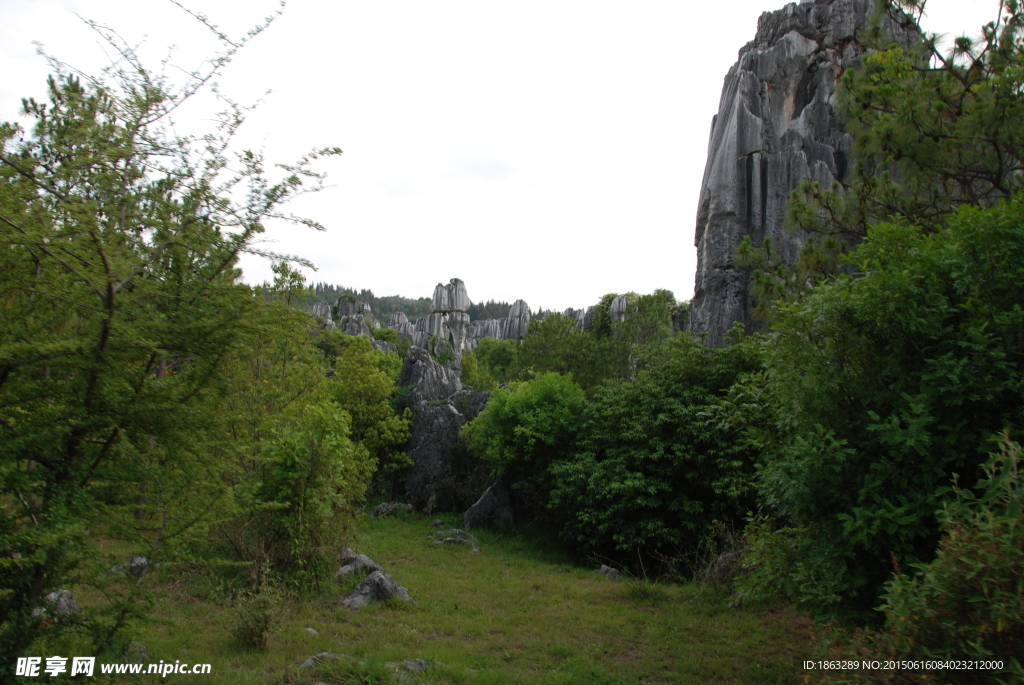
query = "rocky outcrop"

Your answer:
(688, 0), (916, 347)
(340, 569), (413, 610)
(398, 346), (489, 511)
(462, 480), (514, 530)
(463, 298), (532, 350)
(343, 314), (372, 337)
(429, 528), (481, 553)
(370, 502), (413, 518)
(310, 301), (332, 320)
(609, 295), (629, 325)
(398, 347), (461, 407)
(334, 549), (384, 580)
